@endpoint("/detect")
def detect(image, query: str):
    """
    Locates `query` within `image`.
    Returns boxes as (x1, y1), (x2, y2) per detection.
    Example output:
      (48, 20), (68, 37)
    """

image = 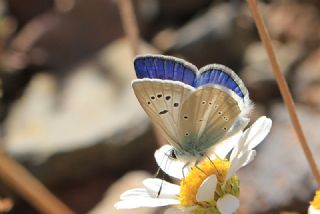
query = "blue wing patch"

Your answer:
(134, 55), (197, 86)
(134, 55), (247, 99)
(196, 65), (246, 98)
